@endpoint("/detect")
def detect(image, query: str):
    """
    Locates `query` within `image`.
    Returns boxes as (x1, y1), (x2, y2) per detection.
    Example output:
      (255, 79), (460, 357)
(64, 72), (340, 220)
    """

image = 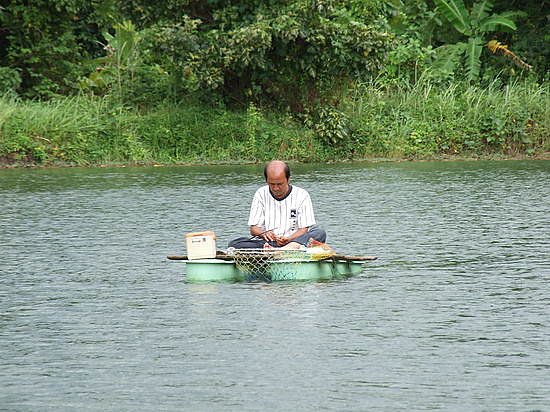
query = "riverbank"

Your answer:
(1, 80), (548, 168)
(2, 152), (549, 170)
